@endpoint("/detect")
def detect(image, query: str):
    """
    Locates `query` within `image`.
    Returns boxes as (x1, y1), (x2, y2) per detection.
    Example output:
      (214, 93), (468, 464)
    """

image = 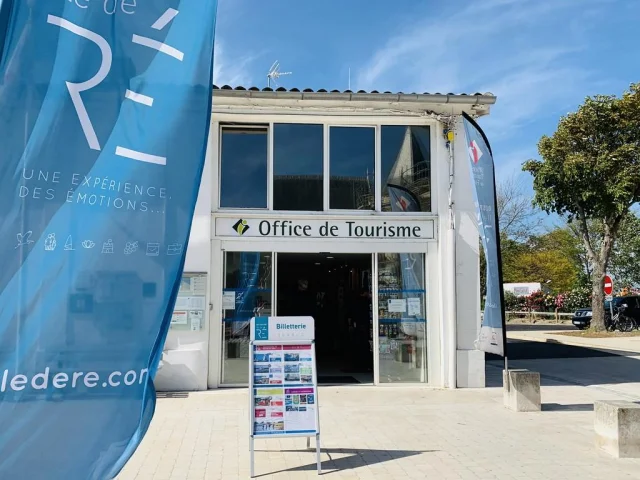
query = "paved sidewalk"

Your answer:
(116, 382), (640, 480)
(507, 329), (640, 354)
